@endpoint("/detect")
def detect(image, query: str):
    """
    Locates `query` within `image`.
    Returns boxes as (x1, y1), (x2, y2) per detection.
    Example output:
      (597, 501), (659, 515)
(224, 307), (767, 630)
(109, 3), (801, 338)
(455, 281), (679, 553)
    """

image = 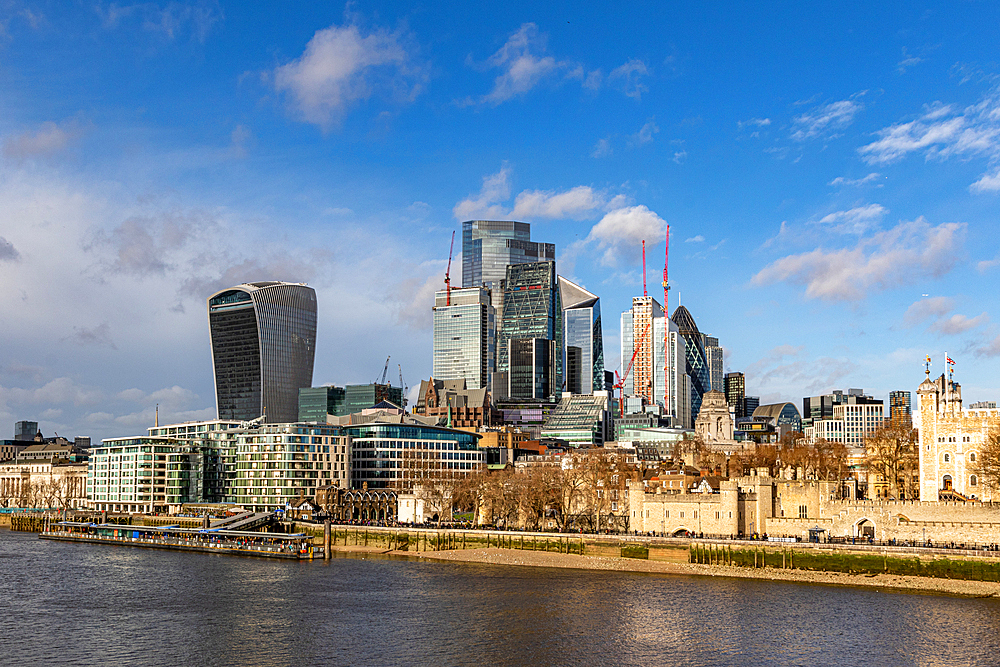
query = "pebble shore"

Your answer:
(410, 547), (1000, 597)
